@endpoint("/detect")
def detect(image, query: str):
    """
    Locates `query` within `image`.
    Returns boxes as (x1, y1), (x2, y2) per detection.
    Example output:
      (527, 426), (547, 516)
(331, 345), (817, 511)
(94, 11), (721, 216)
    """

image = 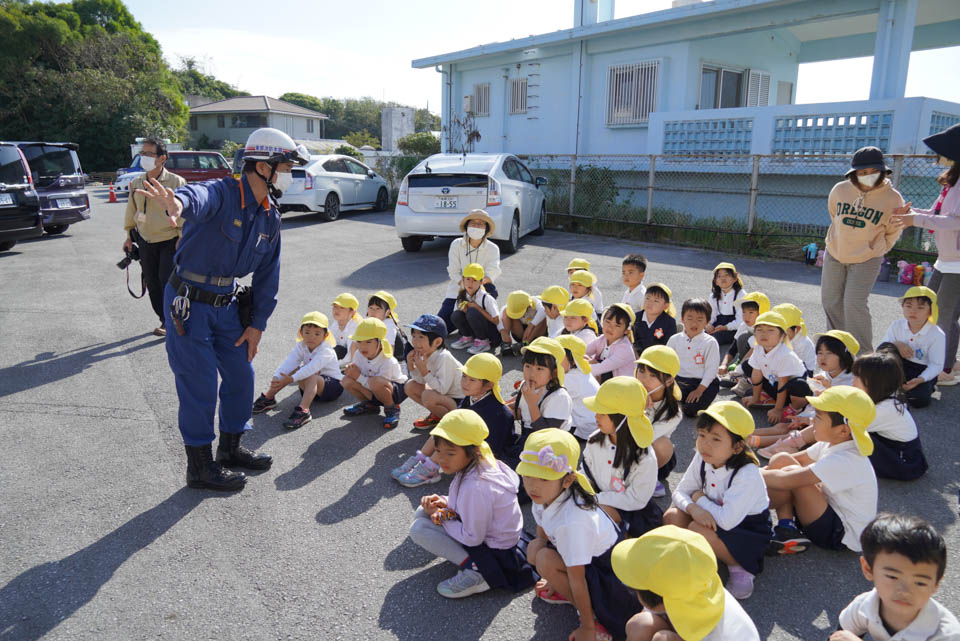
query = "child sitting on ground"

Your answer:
(832, 513), (959, 641)
(341, 317), (408, 429)
(330, 292), (362, 366)
(367, 290), (404, 358)
(667, 299), (720, 417)
(877, 286), (946, 409)
(561, 298), (599, 343)
(570, 269), (603, 320)
(567, 257), (604, 311)
(437, 209), (501, 332)
(762, 386), (878, 556)
(587, 304), (638, 382)
(582, 377), (663, 537)
(448, 263), (501, 355)
(556, 335), (600, 449)
(540, 285), (569, 338)
(635, 345), (683, 498)
(394, 353), (516, 487)
(404, 314), (463, 430)
(612, 526), (761, 641)
(498, 290), (547, 357)
(509, 337), (574, 446)
(620, 253), (647, 315)
(773, 303), (816, 375)
(632, 282), (677, 354)
(664, 402), (773, 600)
(705, 262), (745, 345)
(252, 311), (344, 429)
(722, 292), (768, 393)
(522, 428), (641, 641)
(741, 311), (808, 426)
(408, 409), (537, 599)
